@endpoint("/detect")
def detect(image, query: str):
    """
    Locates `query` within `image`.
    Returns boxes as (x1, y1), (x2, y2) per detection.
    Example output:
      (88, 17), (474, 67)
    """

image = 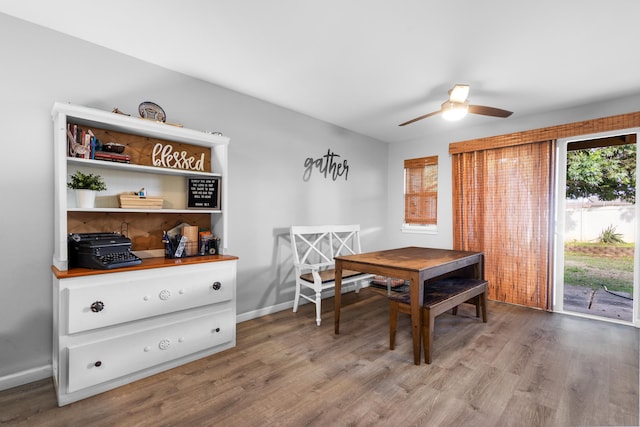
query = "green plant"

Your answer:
(67, 171), (107, 191)
(597, 224), (625, 244)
